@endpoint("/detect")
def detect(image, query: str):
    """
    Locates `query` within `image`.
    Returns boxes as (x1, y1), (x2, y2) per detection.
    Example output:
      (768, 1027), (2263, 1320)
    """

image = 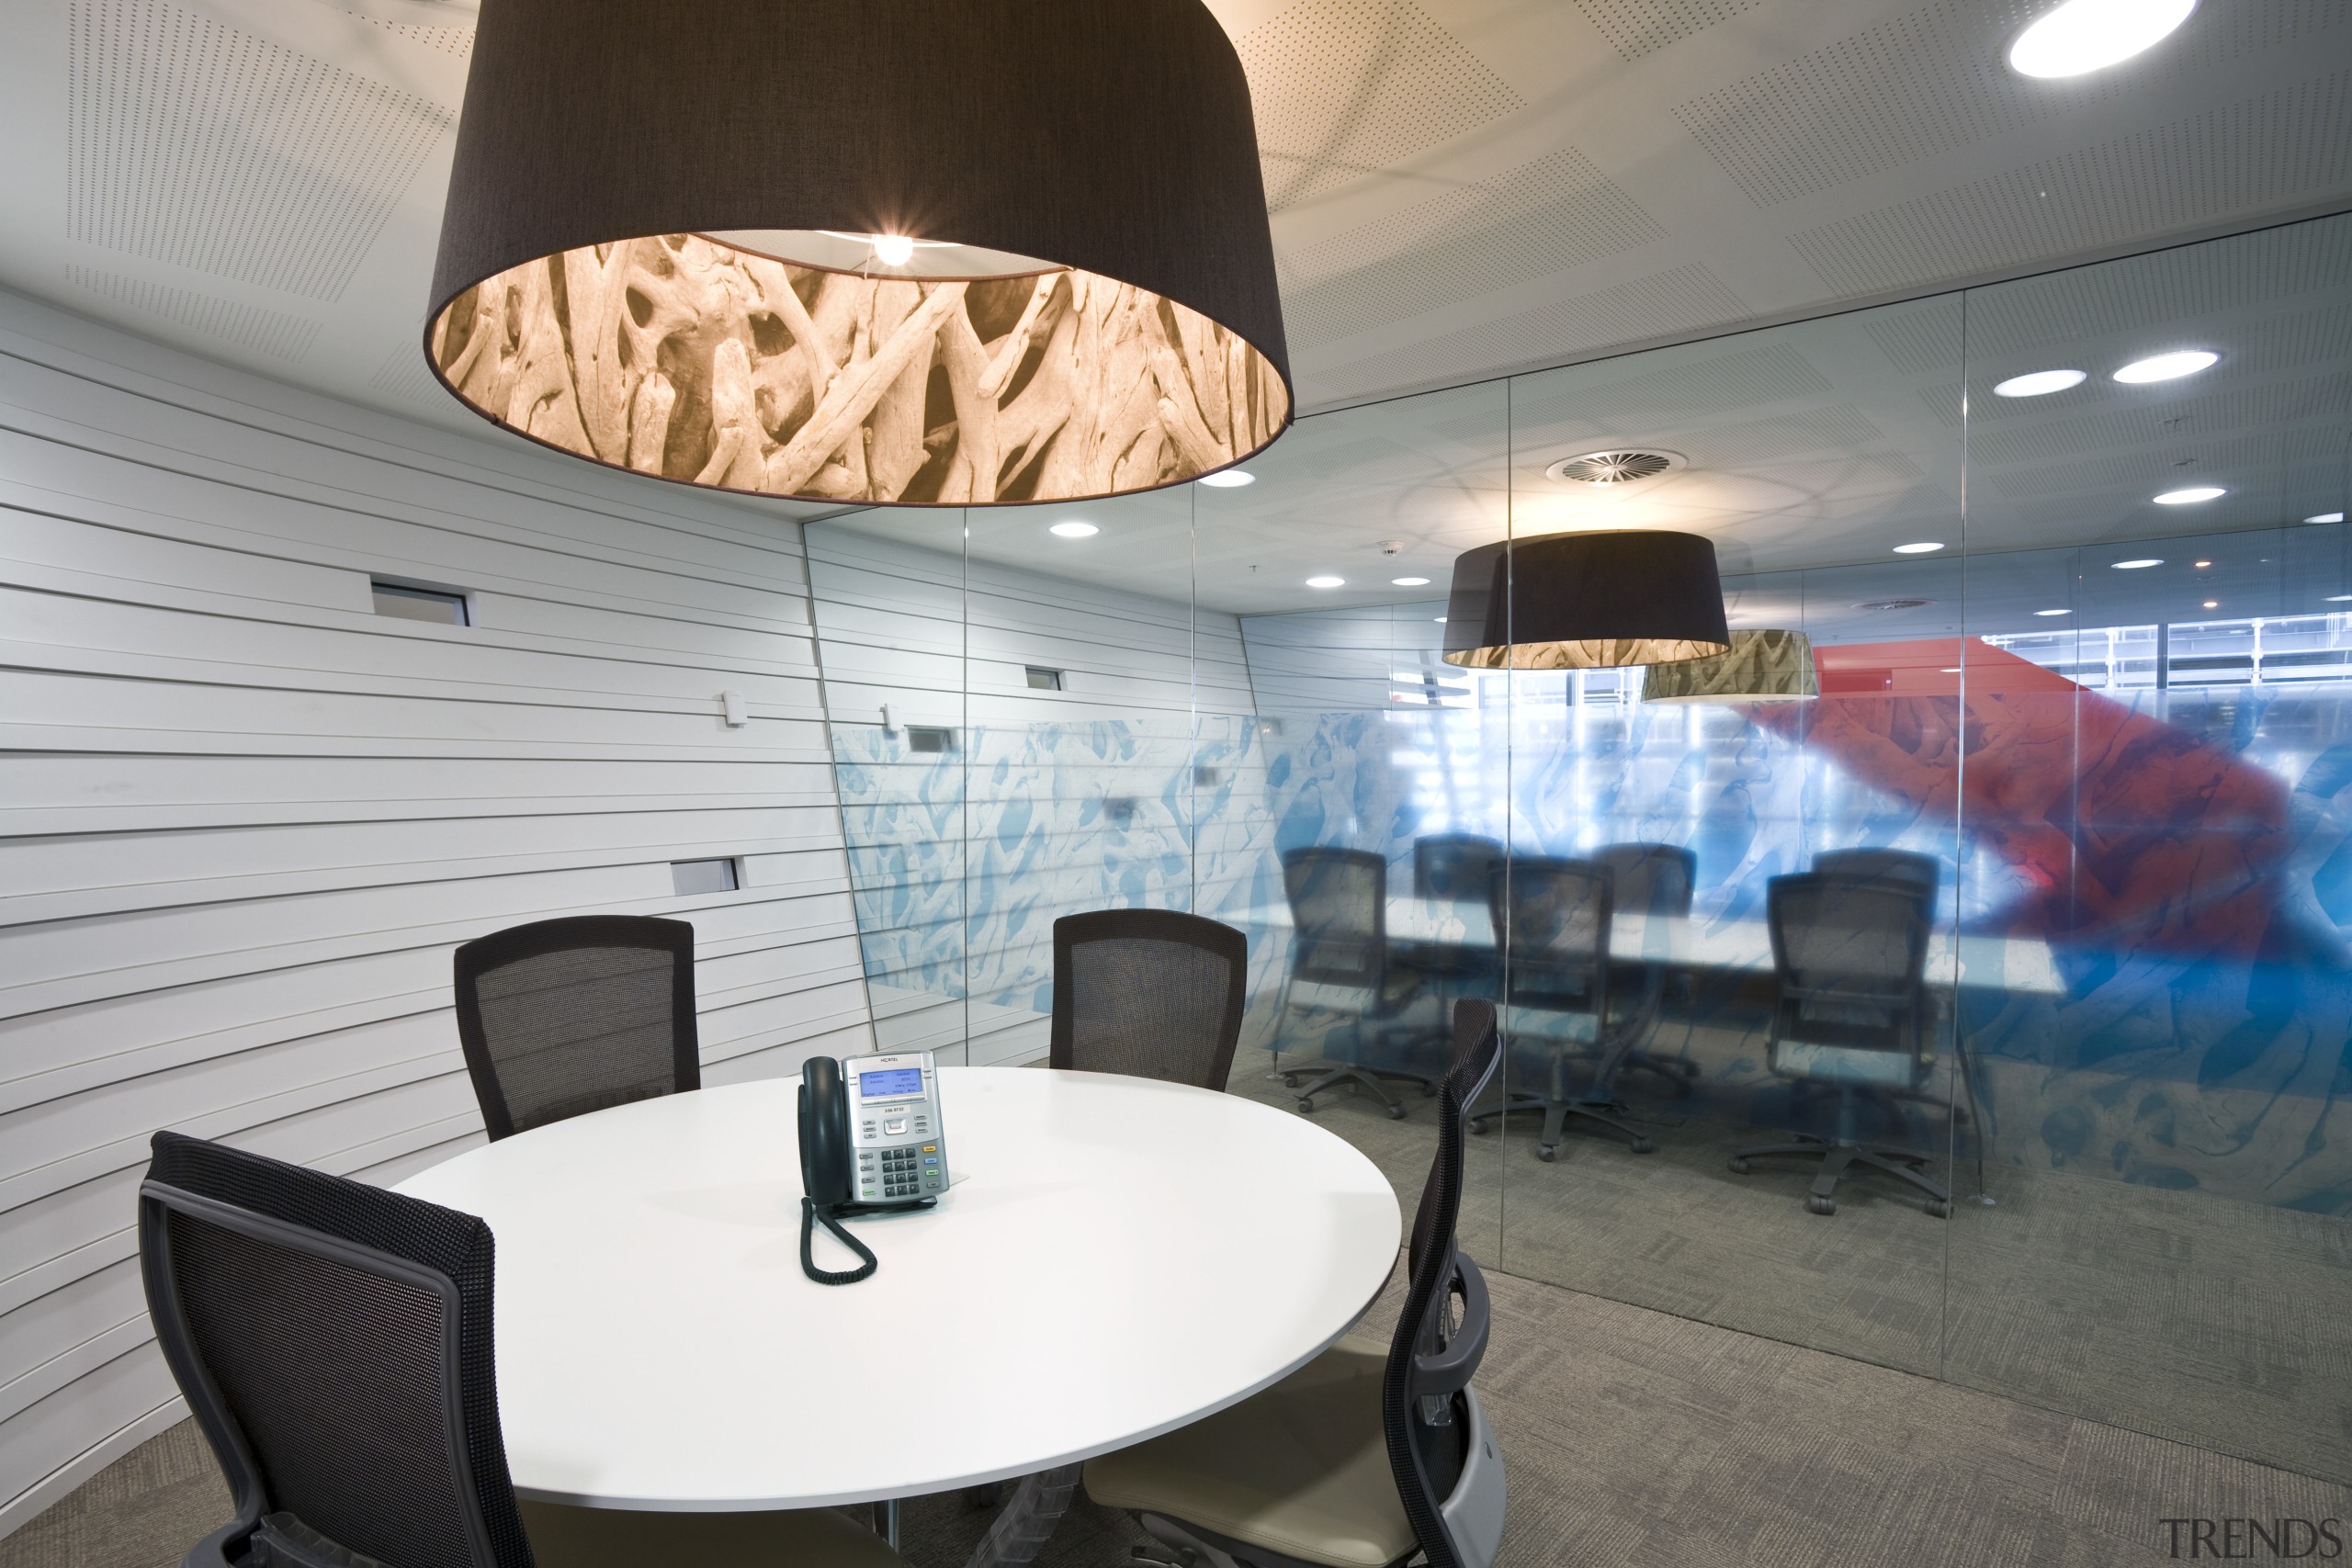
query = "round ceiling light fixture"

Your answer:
(2112, 558), (2165, 570)
(1049, 521), (1099, 538)
(1544, 449), (1683, 485)
(2007, 0), (2196, 77)
(1392, 576), (1430, 587)
(1197, 470), (1257, 488)
(1853, 599), (1934, 612)
(424, 0), (1291, 507)
(2035, 608), (2071, 616)
(1893, 542), (1945, 554)
(2154, 487), (2225, 505)
(2308, 513), (2346, 525)
(1994, 368), (2086, 398)
(1306, 576), (1345, 589)
(2114, 349), (2219, 384)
